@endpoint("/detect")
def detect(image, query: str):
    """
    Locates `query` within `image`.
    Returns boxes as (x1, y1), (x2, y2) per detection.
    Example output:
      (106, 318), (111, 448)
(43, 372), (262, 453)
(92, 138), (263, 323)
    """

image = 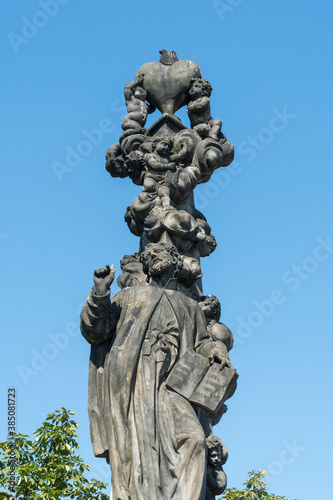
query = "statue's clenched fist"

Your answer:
(93, 264), (115, 295)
